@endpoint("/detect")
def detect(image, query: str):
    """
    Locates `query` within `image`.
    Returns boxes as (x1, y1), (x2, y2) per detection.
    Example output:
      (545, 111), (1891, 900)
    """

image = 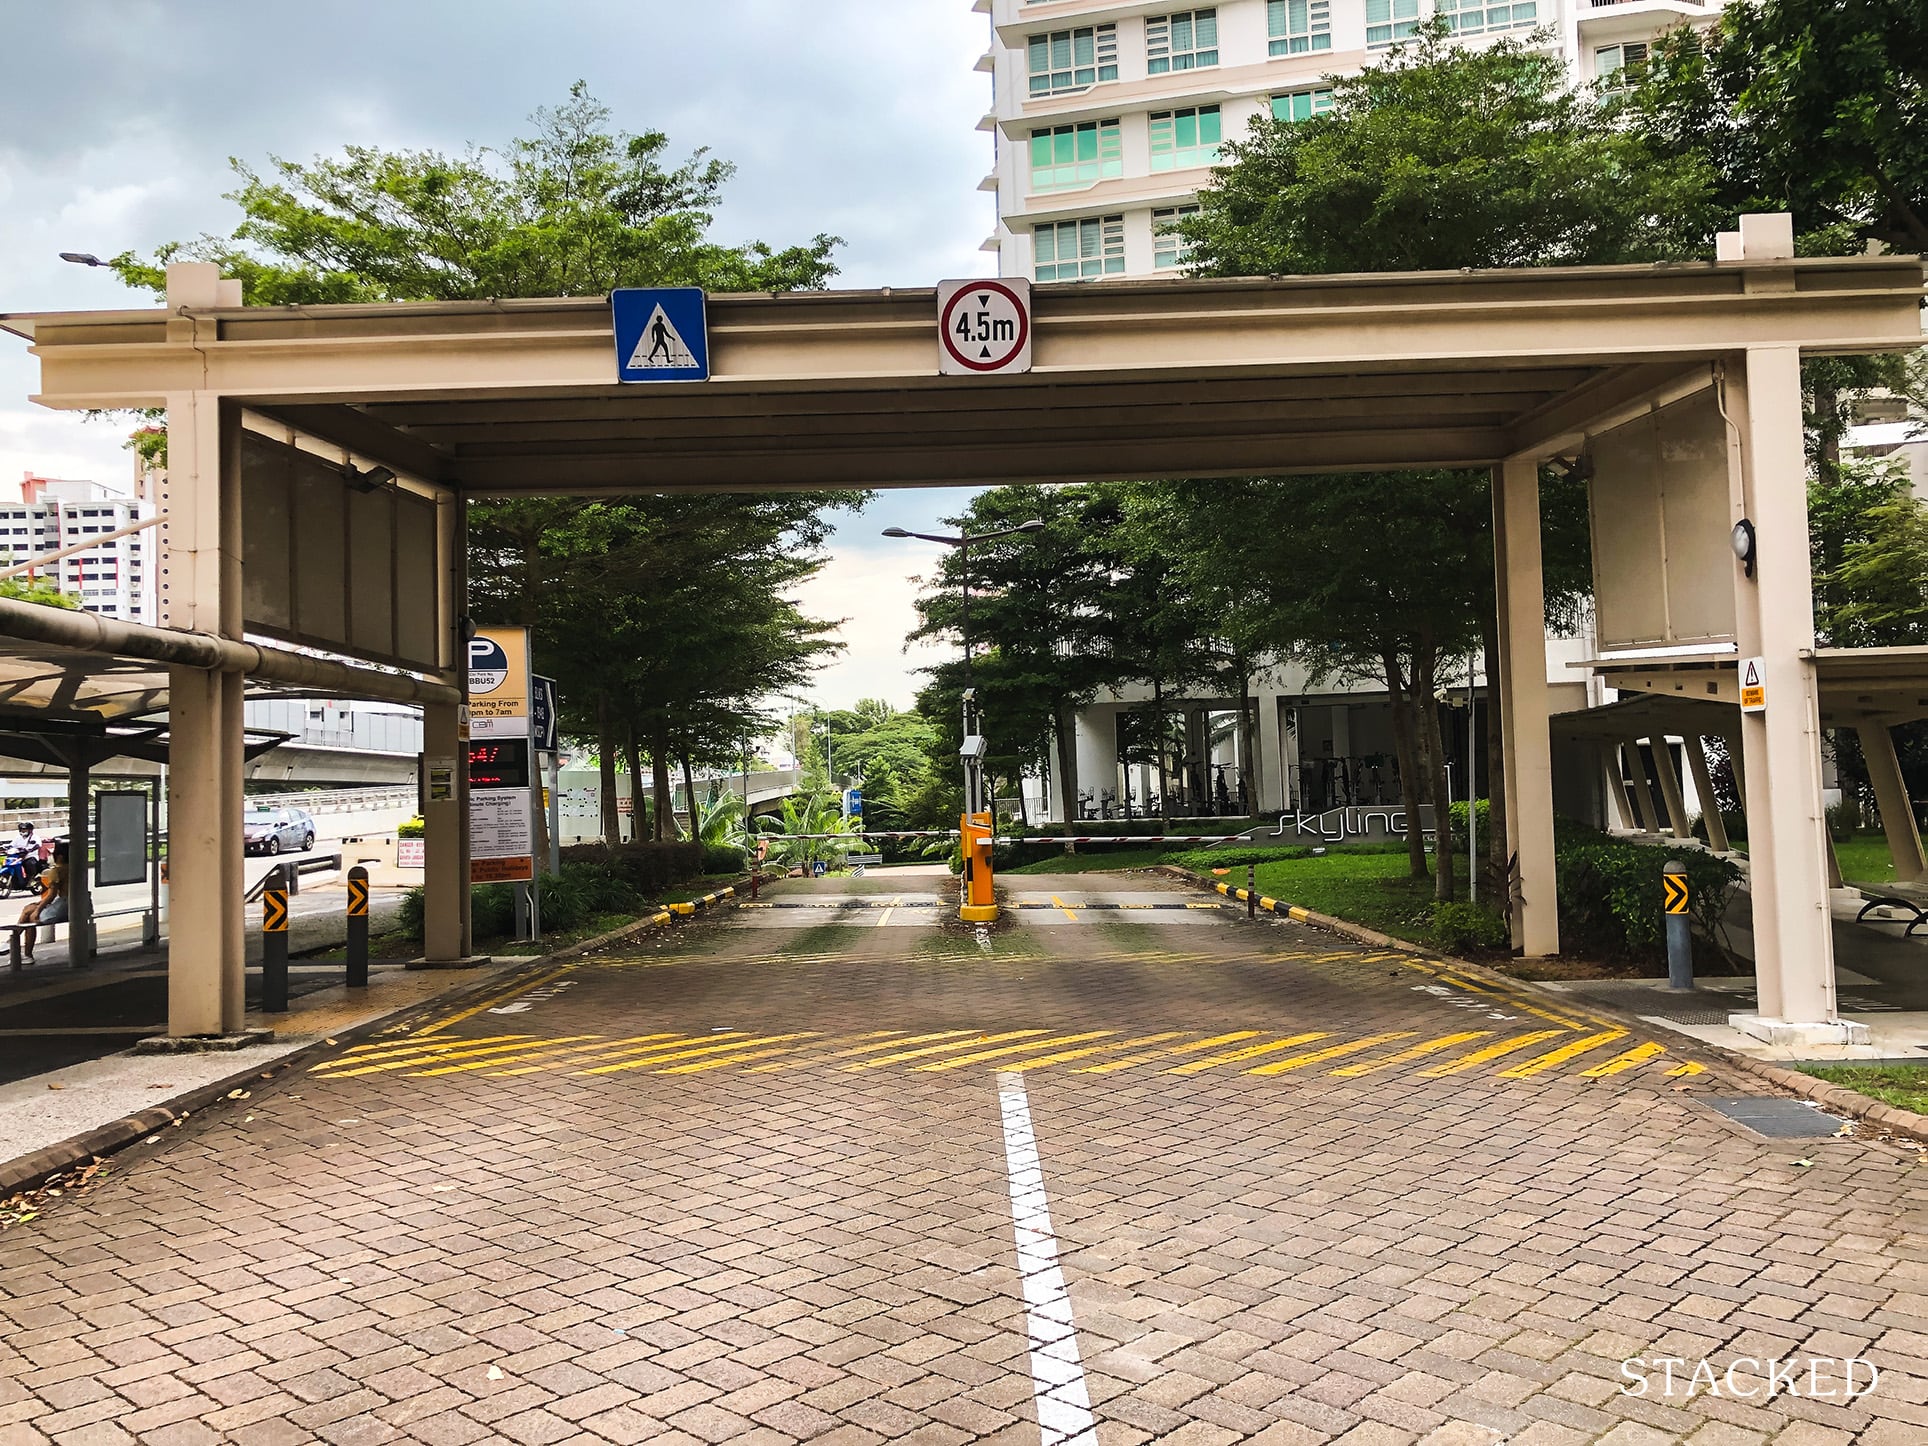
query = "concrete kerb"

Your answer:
(1153, 863), (1928, 1148)
(0, 889), (747, 1201)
